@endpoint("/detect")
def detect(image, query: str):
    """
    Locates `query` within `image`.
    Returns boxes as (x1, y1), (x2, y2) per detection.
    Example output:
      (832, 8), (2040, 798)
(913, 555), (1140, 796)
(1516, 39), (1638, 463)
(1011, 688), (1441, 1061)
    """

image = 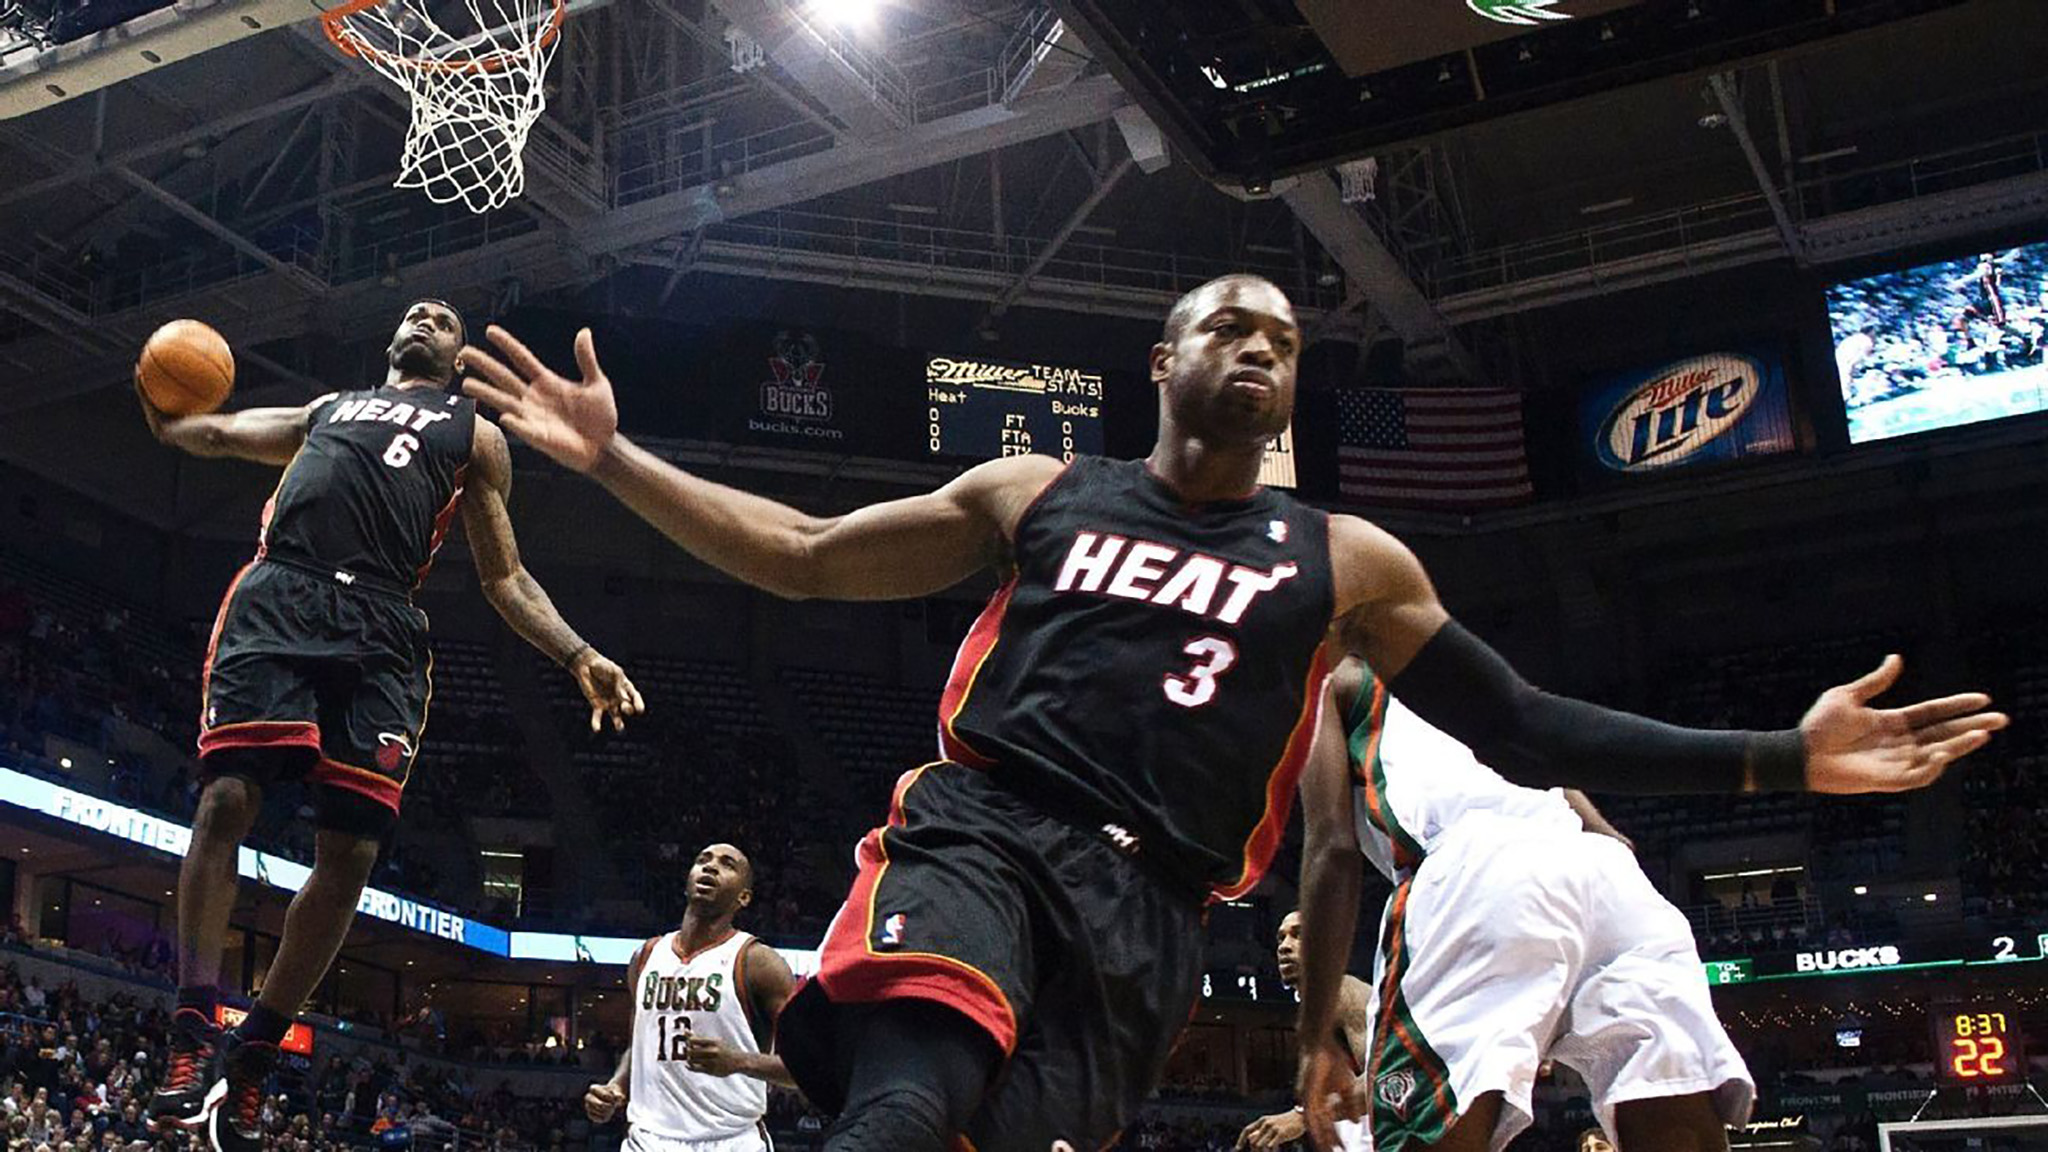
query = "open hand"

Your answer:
(462, 326), (619, 474)
(582, 1082), (624, 1124)
(1801, 655), (2007, 793)
(572, 650), (644, 733)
